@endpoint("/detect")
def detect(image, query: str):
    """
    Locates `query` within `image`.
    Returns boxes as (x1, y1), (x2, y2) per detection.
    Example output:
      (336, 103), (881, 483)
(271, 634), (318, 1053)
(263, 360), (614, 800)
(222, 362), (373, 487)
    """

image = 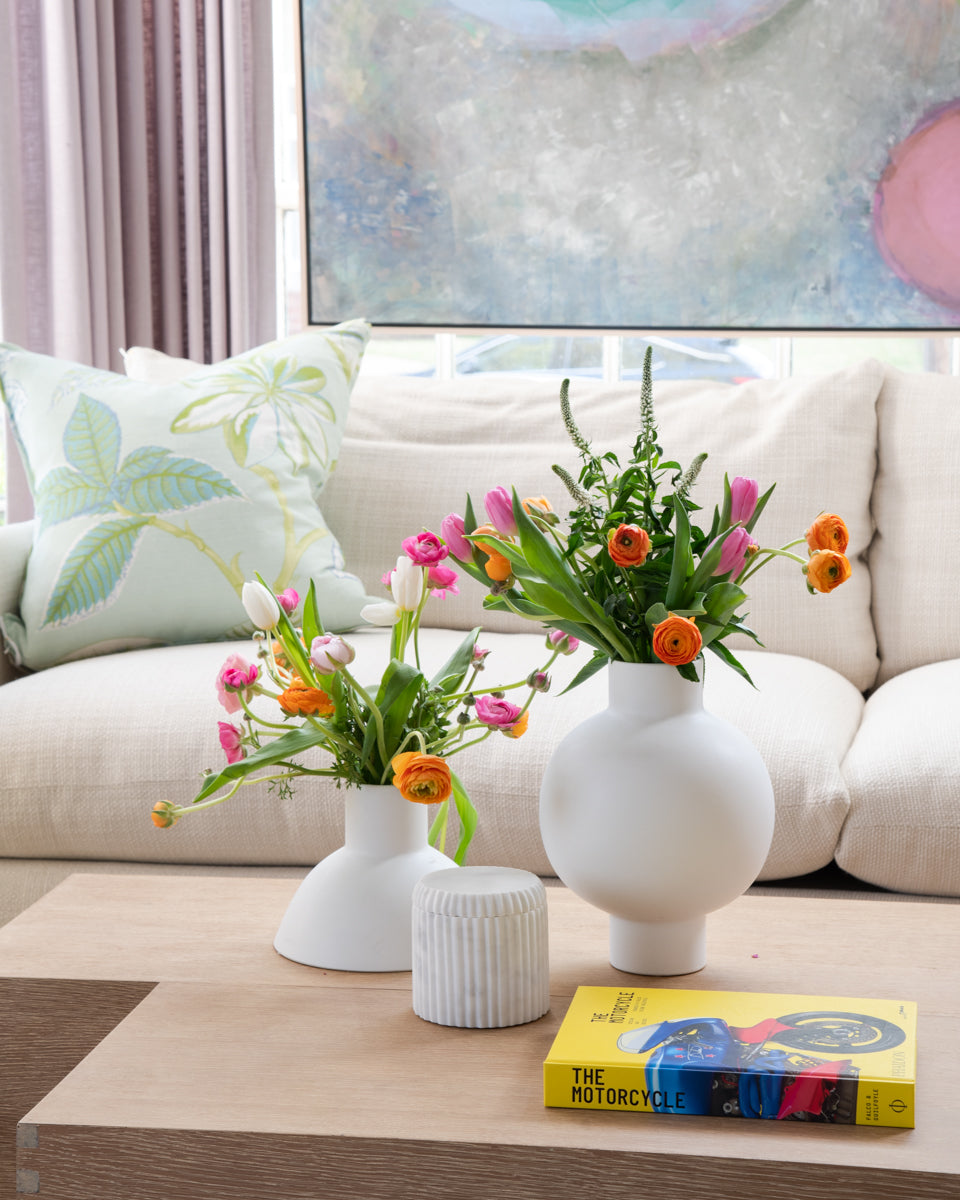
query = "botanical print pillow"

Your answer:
(0, 319), (373, 670)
